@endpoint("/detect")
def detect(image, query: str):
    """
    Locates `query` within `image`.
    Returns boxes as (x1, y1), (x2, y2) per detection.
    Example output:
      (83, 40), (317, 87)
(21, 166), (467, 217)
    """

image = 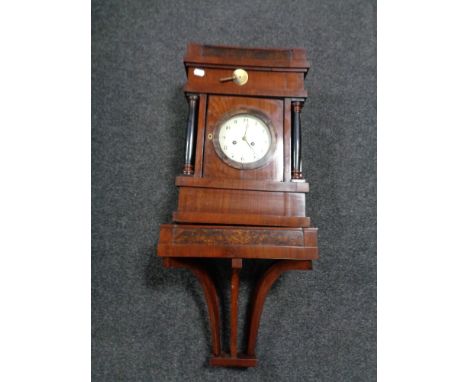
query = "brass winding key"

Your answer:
(219, 68), (248, 85)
